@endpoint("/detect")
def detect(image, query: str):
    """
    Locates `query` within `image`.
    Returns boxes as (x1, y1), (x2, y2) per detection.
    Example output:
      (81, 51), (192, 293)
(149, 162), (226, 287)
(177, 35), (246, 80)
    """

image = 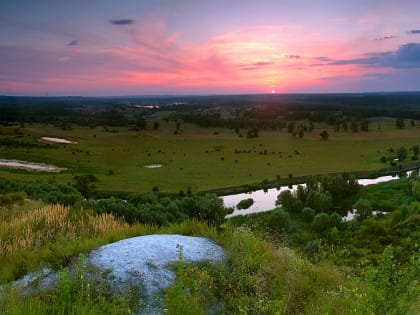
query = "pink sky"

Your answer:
(1, 1), (420, 95)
